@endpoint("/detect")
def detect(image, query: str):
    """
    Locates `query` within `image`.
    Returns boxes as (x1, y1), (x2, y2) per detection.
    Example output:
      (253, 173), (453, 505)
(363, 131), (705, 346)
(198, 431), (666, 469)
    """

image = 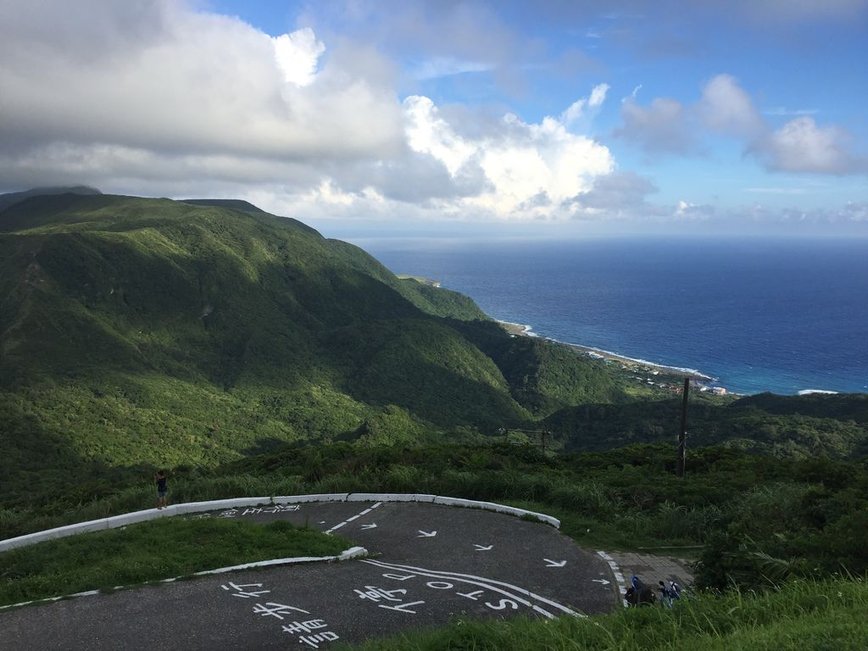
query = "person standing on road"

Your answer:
(155, 469), (169, 509)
